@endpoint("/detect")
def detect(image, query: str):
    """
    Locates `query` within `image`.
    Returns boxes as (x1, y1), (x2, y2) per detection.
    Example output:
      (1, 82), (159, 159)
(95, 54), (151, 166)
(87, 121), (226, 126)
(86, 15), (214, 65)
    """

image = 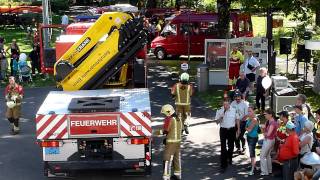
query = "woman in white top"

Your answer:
(299, 120), (314, 168)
